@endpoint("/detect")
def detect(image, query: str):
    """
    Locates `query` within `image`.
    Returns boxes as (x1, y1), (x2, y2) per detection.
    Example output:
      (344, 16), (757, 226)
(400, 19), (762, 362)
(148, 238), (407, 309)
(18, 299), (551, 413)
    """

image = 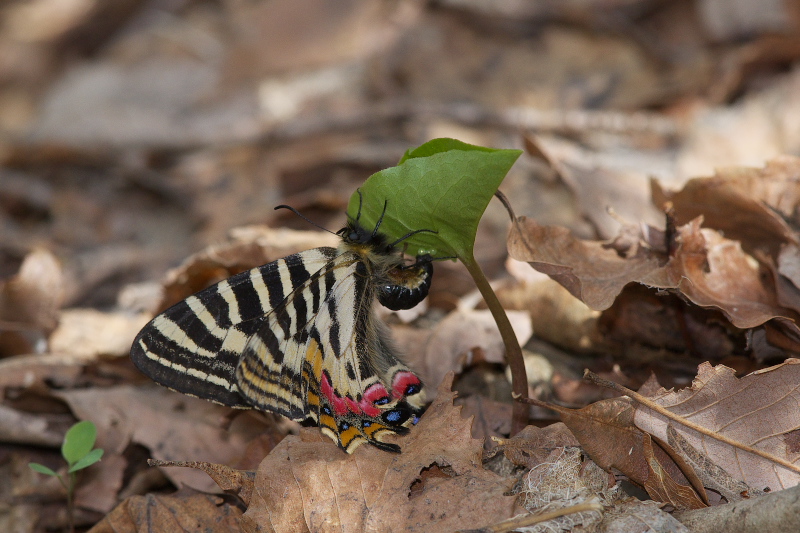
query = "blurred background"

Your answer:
(4, 0), (800, 313)
(4, 1), (800, 529)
